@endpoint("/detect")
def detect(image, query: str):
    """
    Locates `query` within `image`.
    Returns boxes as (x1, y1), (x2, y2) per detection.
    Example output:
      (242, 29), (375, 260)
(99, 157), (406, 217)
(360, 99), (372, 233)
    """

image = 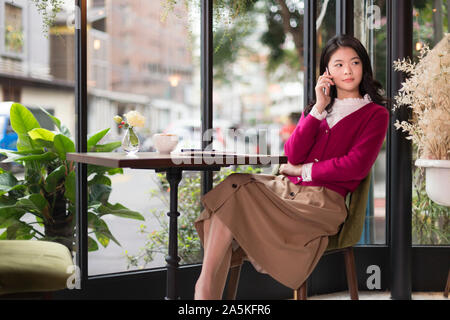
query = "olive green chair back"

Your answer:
(272, 162), (372, 251)
(326, 171), (372, 251)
